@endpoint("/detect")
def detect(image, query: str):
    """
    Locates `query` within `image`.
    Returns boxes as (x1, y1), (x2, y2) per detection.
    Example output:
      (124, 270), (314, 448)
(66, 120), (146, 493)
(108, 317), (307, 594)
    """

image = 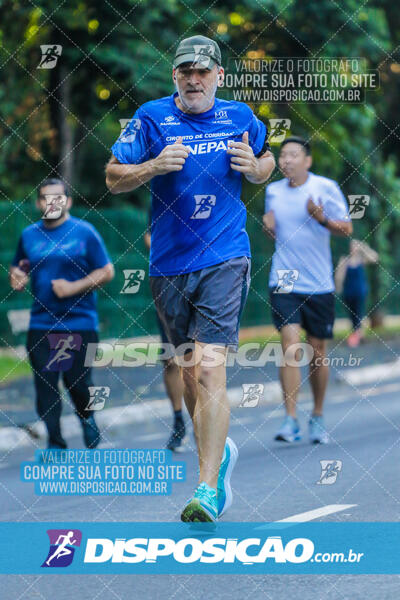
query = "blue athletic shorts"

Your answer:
(269, 290), (335, 339)
(150, 256), (251, 353)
